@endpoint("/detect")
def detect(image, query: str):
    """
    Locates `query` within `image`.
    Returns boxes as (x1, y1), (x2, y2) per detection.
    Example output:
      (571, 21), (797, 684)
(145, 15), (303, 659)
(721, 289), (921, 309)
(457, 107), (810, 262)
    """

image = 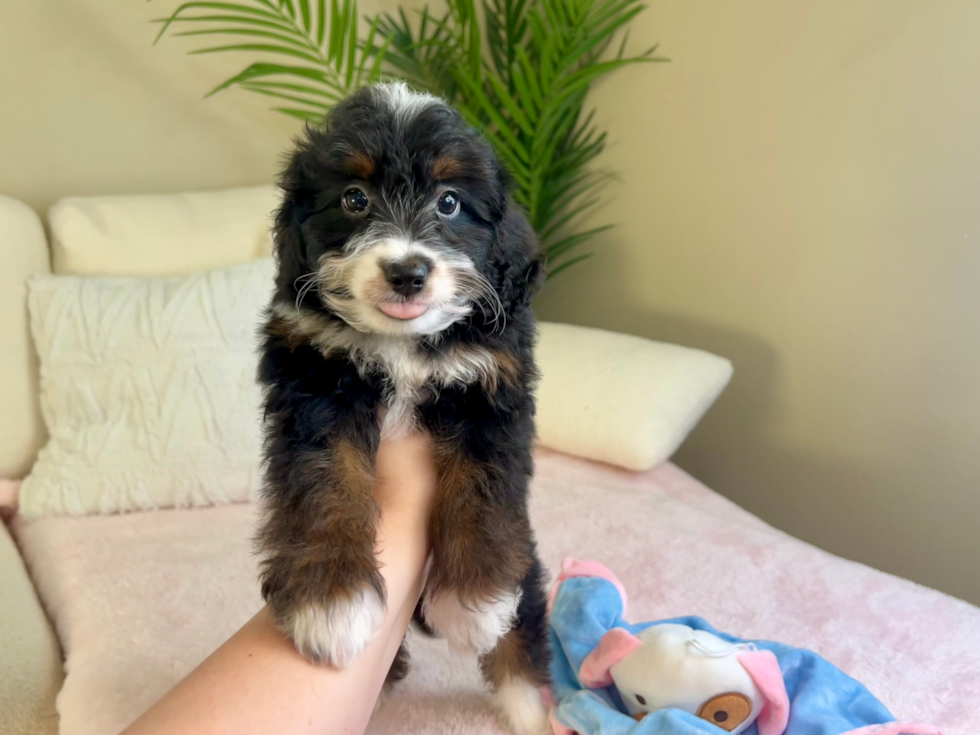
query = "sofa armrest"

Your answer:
(0, 196), (50, 478)
(0, 520), (61, 735)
